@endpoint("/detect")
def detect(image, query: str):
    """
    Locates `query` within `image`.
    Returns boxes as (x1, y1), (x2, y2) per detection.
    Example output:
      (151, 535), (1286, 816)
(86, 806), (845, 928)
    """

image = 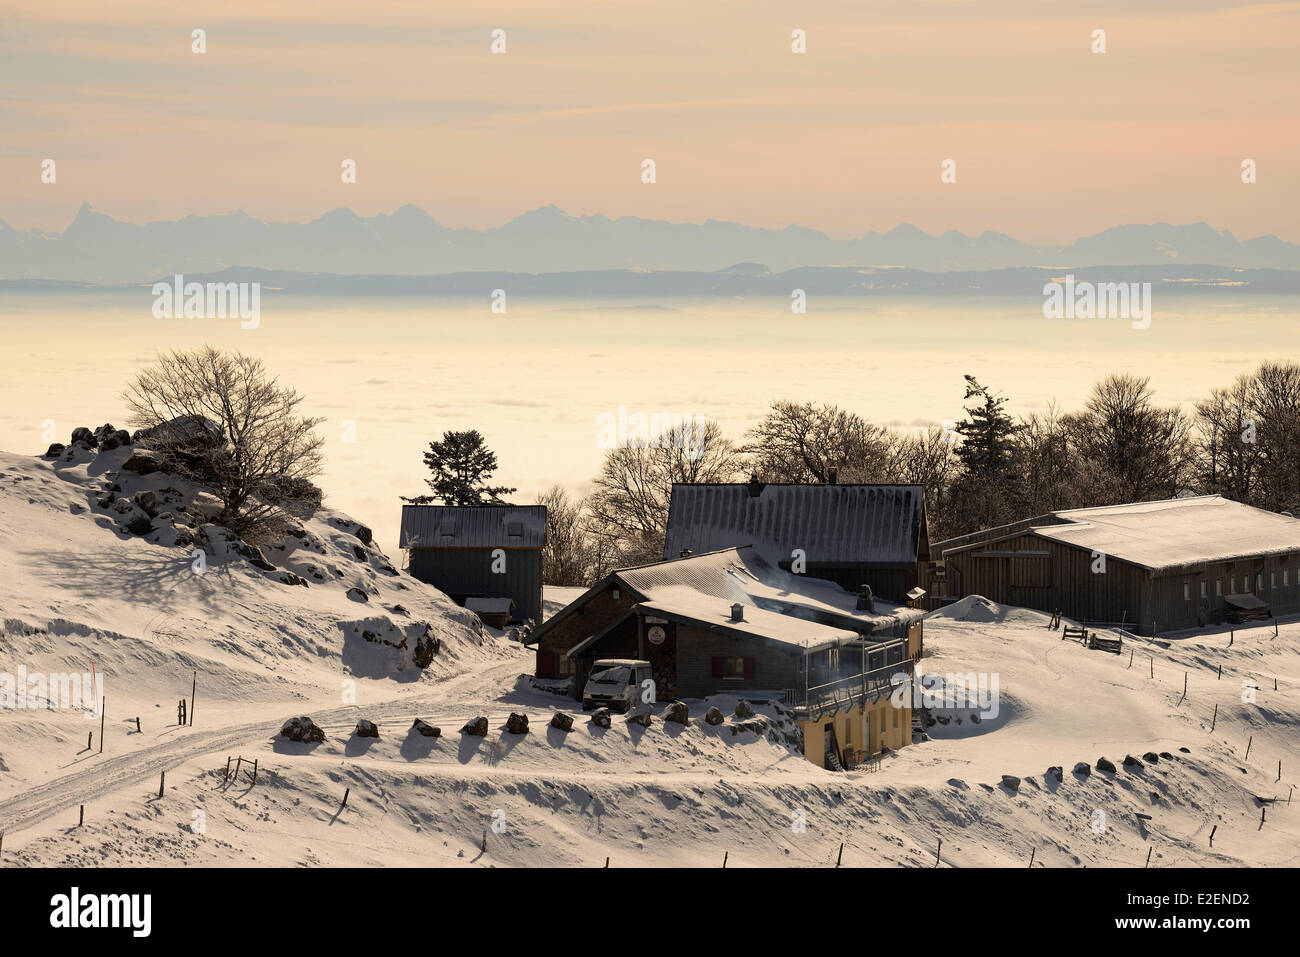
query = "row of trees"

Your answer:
(531, 361), (1300, 586)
